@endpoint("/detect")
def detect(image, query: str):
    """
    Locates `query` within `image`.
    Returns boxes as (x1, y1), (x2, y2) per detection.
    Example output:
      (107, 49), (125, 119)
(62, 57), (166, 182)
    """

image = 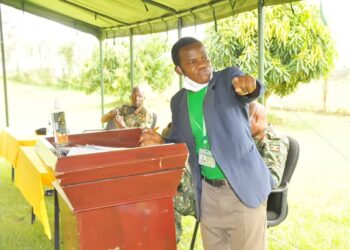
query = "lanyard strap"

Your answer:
(189, 113), (207, 139)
